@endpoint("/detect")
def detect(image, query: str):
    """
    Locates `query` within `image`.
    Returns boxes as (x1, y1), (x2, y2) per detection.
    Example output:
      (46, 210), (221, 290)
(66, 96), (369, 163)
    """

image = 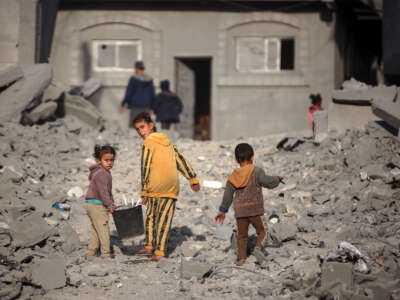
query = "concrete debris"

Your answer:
(0, 66), (400, 298)
(333, 84), (397, 105)
(371, 92), (400, 129)
(0, 64), (52, 122)
(24, 101), (58, 124)
(69, 78), (102, 99)
(31, 258), (66, 290)
(64, 94), (104, 128)
(60, 223), (80, 254)
(9, 212), (55, 248)
(180, 260), (212, 279)
(0, 65), (23, 88)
